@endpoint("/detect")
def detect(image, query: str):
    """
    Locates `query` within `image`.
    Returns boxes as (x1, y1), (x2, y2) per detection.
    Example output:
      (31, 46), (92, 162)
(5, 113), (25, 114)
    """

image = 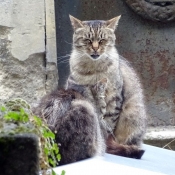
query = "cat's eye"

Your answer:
(85, 39), (92, 44)
(99, 39), (105, 44)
